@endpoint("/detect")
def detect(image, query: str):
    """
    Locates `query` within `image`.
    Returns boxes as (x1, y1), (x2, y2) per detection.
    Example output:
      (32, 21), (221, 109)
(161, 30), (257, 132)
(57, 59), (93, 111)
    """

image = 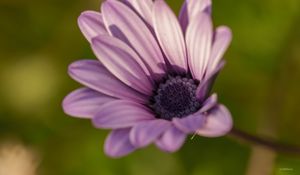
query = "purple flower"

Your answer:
(63, 0), (233, 158)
